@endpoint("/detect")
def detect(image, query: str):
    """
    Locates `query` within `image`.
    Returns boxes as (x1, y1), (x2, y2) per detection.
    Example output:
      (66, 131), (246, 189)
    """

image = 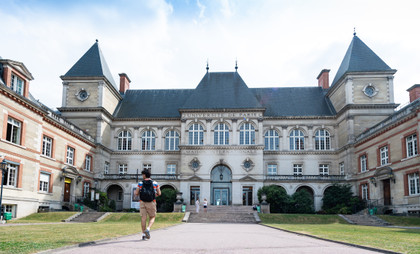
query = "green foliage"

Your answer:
(290, 190), (314, 214)
(109, 200), (116, 211)
(258, 185), (291, 213)
(259, 214), (347, 224)
(156, 188), (177, 212)
(322, 184), (365, 214)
